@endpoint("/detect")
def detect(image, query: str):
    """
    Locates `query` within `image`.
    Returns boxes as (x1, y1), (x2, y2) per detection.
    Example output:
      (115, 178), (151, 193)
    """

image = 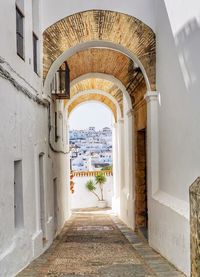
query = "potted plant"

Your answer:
(85, 173), (107, 208)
